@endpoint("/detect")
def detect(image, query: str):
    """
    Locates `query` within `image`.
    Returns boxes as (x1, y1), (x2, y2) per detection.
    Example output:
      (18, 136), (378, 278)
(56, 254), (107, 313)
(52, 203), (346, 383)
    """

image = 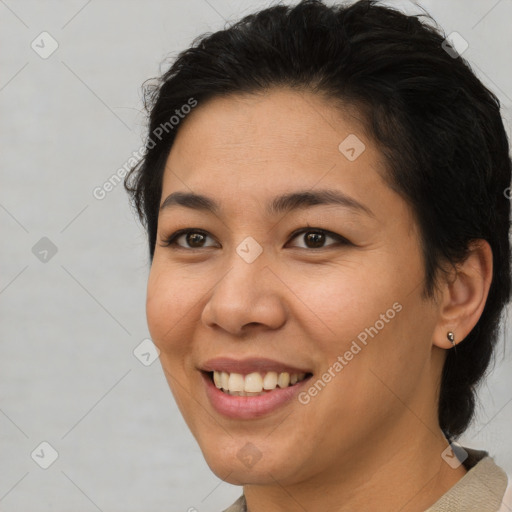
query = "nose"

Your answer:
(201, 251), (288, 336)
